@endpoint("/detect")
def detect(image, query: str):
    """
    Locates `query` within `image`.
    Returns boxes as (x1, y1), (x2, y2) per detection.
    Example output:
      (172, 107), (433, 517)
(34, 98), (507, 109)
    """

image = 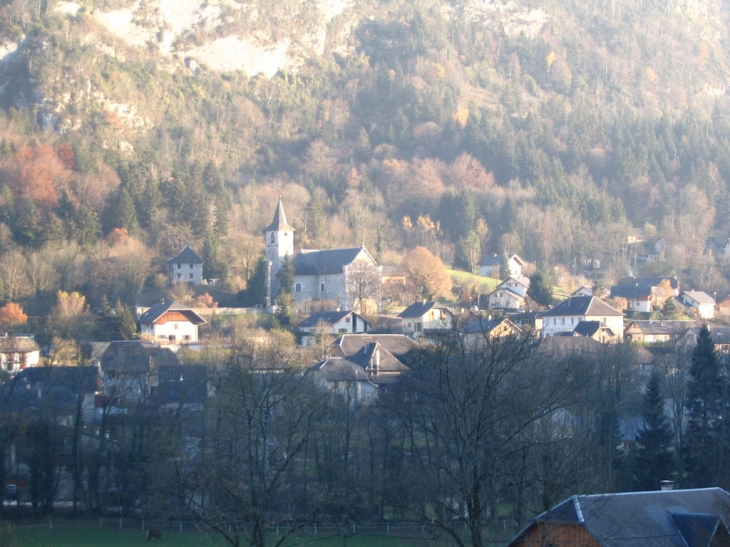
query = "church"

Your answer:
(265, 198), (382, 312)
